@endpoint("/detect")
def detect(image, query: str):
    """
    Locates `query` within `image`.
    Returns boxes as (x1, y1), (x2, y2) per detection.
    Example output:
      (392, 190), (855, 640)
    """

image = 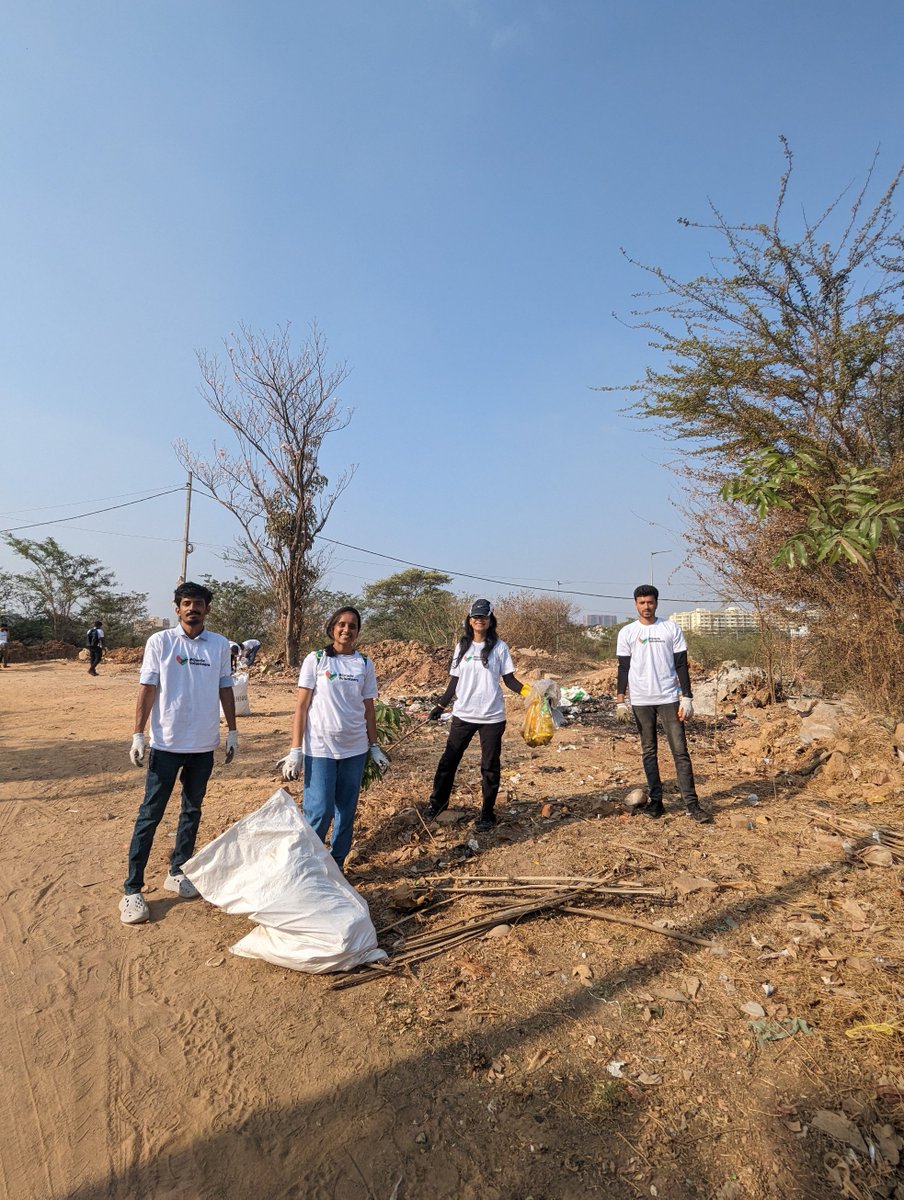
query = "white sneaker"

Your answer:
(119, 893), (150, 924)
(164, 871), (200, 899)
